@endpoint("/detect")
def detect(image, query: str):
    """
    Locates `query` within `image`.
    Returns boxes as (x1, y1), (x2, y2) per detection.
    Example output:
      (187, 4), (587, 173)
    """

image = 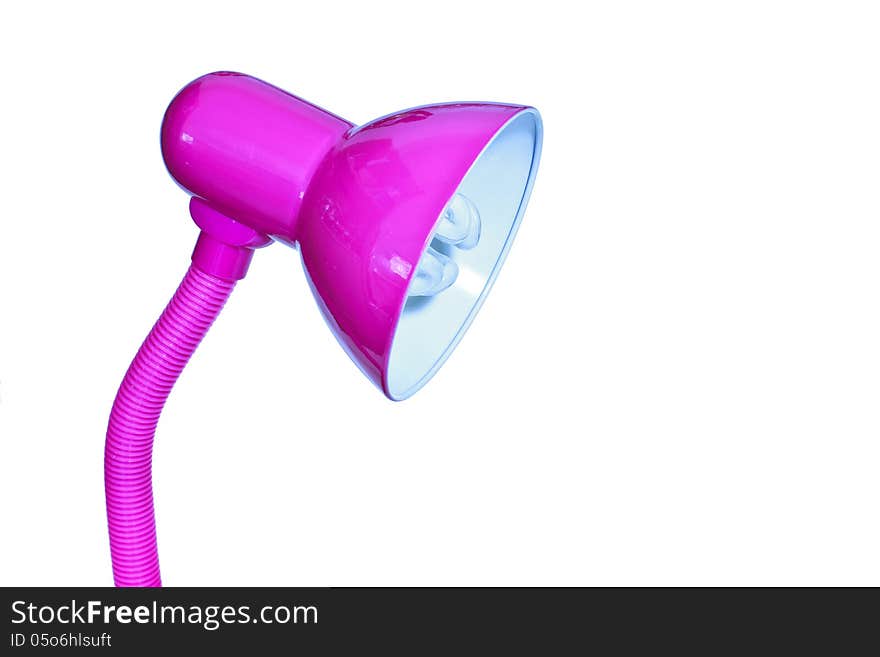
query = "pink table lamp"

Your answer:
(105, 72), (543, 586)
